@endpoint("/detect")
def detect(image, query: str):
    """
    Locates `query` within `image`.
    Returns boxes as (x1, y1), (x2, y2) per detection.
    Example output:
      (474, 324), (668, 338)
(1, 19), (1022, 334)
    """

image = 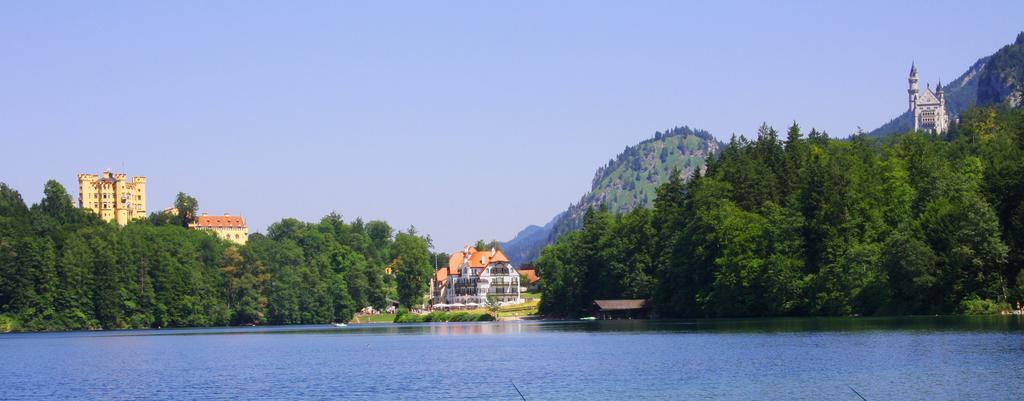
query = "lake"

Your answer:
(1, 316), (1022, 400)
